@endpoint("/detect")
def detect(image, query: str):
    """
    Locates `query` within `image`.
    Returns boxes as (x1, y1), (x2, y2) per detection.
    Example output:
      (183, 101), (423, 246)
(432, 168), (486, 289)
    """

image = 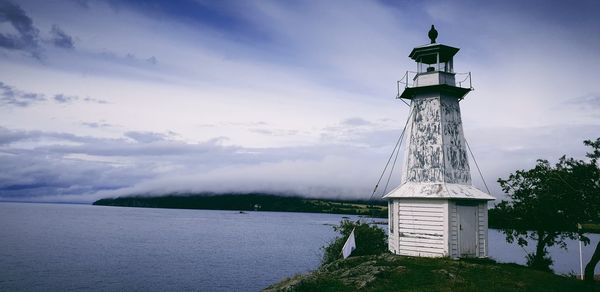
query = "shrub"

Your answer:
(321, 219), (387, 265)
